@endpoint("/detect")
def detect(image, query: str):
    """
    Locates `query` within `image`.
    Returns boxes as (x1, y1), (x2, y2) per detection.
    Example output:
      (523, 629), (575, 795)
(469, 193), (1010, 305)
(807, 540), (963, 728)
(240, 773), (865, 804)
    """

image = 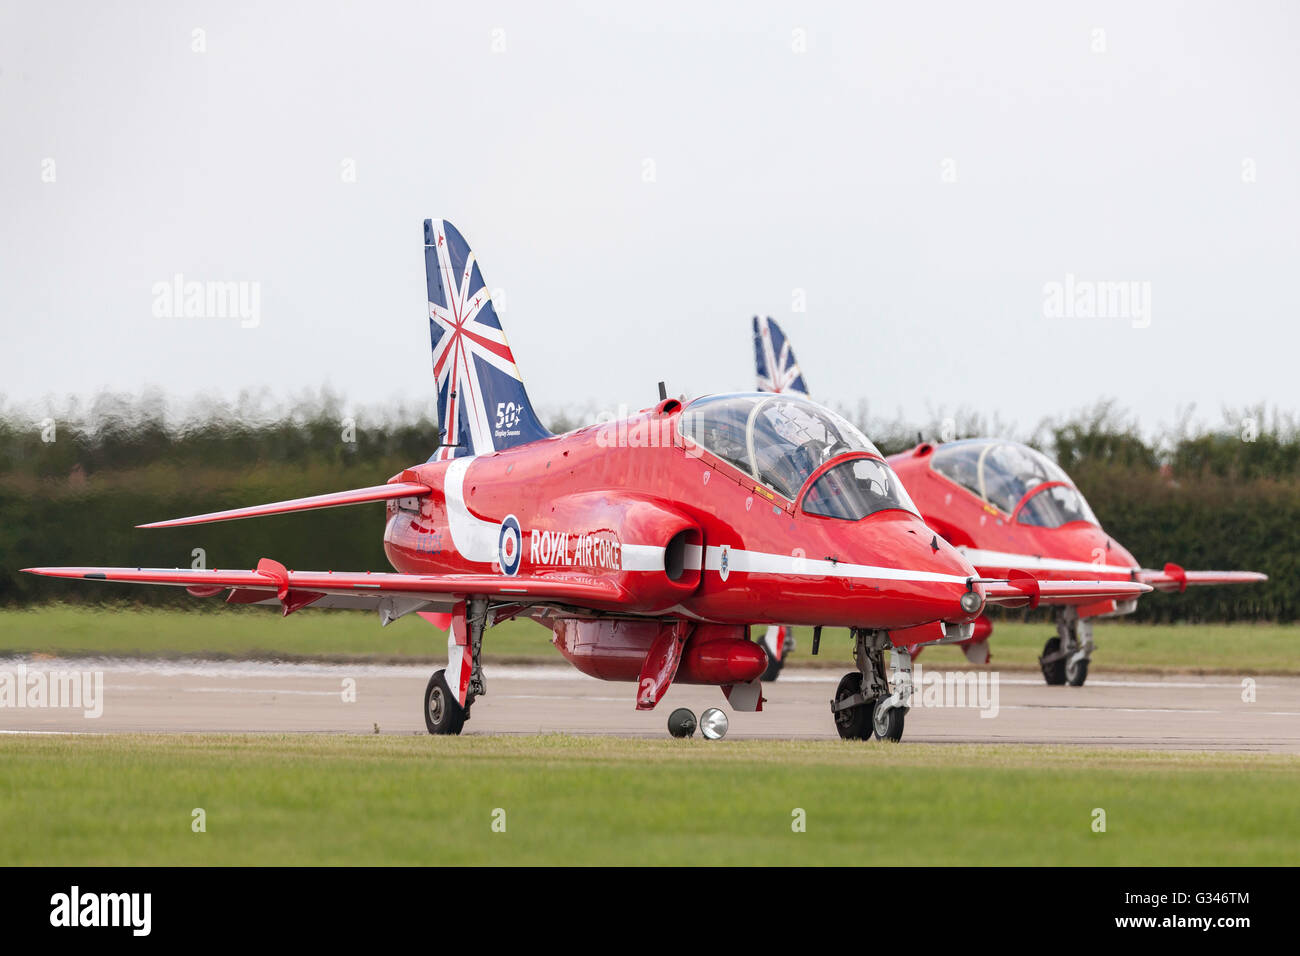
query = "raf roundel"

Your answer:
(497, 514), (522, 576)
